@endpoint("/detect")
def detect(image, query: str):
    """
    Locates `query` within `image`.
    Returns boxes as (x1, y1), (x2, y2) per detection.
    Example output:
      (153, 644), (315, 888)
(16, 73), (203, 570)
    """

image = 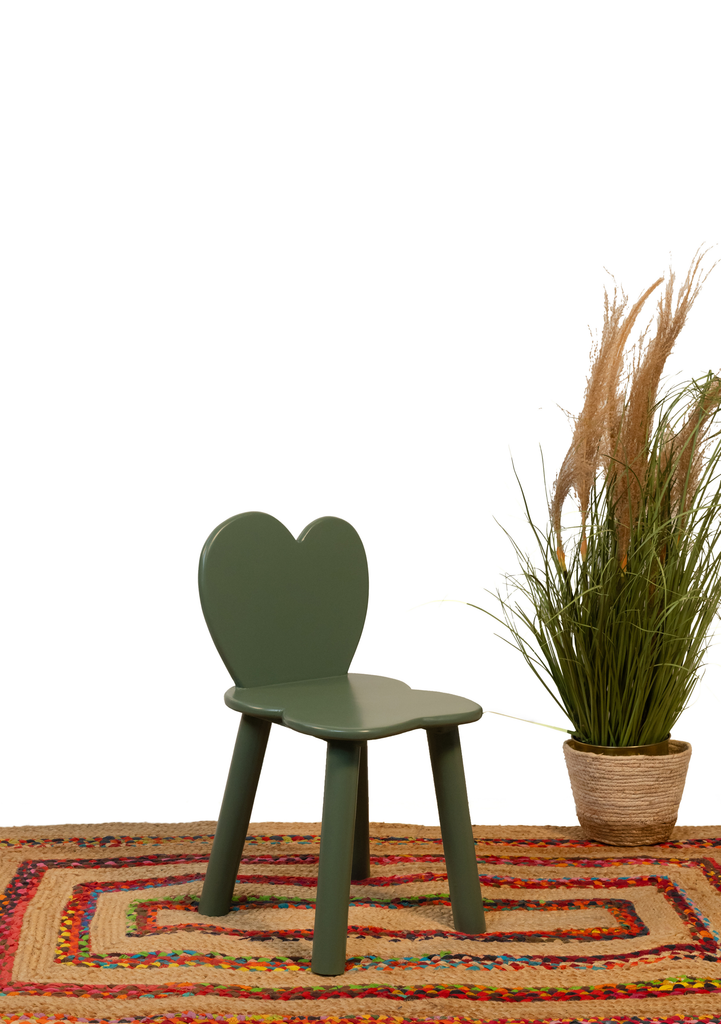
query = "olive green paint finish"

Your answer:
(198, 714), (270, 918)
(198, 512), (369, 688)
(351, 741), (371, 881)
(312, 740), (362, 975)
(224, 673), (482, 740)
(427, 726), (486, 934)
(197, 511), (486, 976)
